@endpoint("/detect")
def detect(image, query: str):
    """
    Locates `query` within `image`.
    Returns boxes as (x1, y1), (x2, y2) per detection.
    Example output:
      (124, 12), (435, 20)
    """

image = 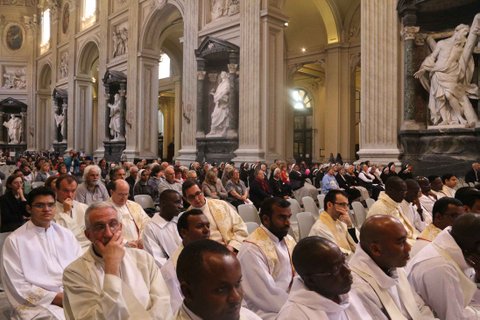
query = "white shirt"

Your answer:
(54, 200), (90, 250)
(63, 245), (172, 320)
(1, 221), (82, 320)
(174, 303), (261, 320)
(161, 244), (184, 313)
(349, 245), (435, 320)
(237, 225), (293, 320)
(401, 200), (431, 233)
(419, 194), (436, 217)
(407, 227), (480, 319)
(142, 214), (182, 267)
(277, 277), (372, 320)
